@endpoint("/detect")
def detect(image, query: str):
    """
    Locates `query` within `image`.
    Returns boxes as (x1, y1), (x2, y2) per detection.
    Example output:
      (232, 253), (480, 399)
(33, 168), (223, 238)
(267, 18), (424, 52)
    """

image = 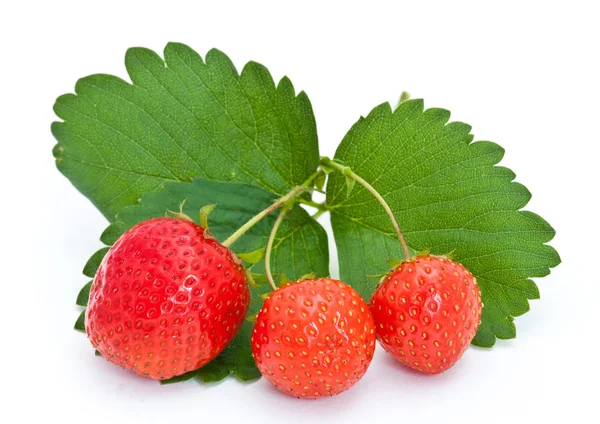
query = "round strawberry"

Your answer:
(369, 255), (483, 374)
(86, 217), (250, 380)
(251, 278), (376, 398)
